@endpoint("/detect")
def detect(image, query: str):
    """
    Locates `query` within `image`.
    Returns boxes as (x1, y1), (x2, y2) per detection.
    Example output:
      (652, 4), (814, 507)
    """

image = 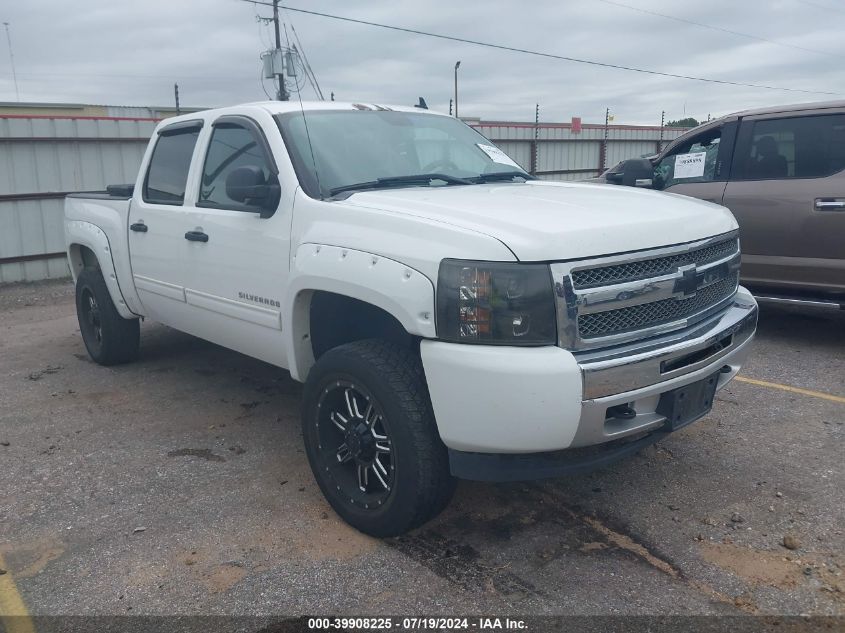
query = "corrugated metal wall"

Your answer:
(0, 112), (689, 283)
(0, 116), (156, 283)
(471, 122), (686, 179)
